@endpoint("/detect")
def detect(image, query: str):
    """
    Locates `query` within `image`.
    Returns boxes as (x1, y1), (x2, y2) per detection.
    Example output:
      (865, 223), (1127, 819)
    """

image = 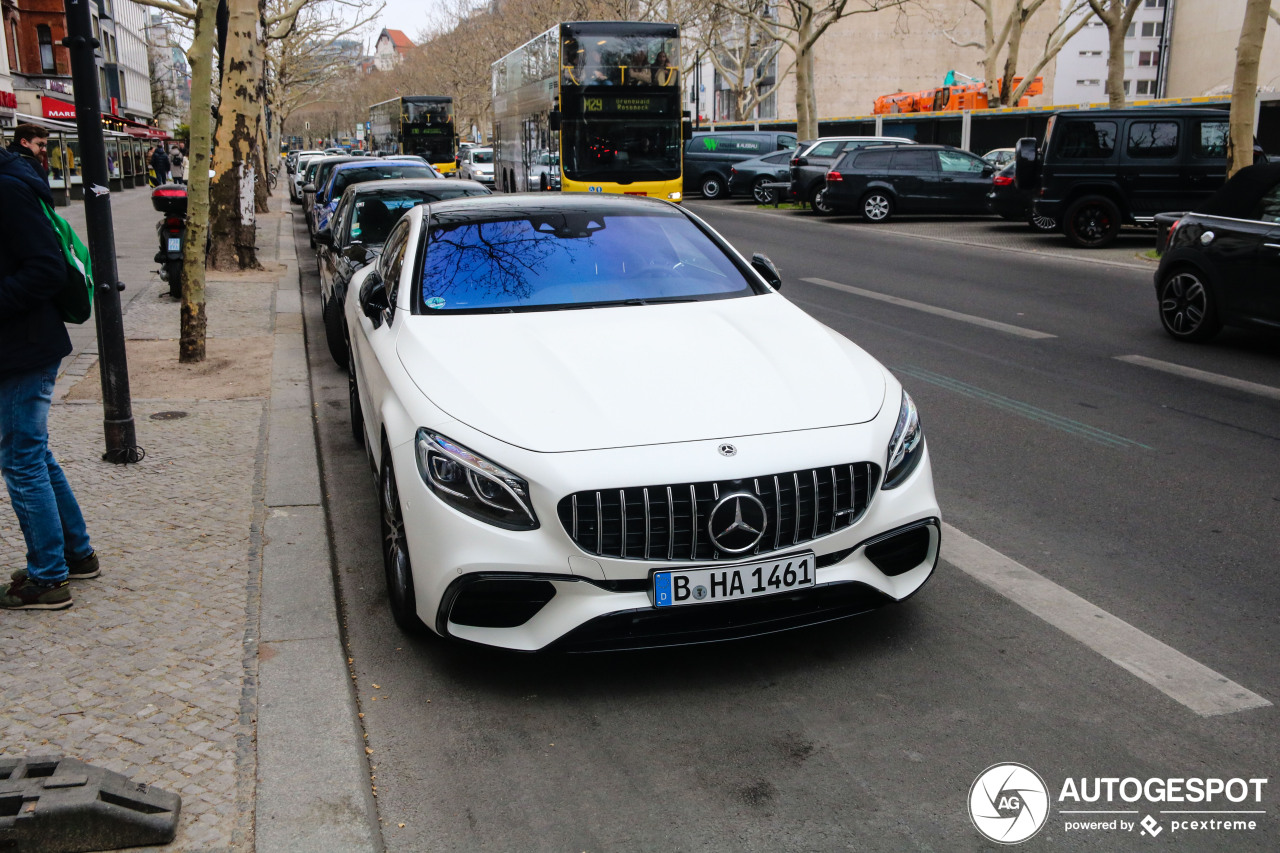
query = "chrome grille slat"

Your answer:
(556, 462), (876, 562)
